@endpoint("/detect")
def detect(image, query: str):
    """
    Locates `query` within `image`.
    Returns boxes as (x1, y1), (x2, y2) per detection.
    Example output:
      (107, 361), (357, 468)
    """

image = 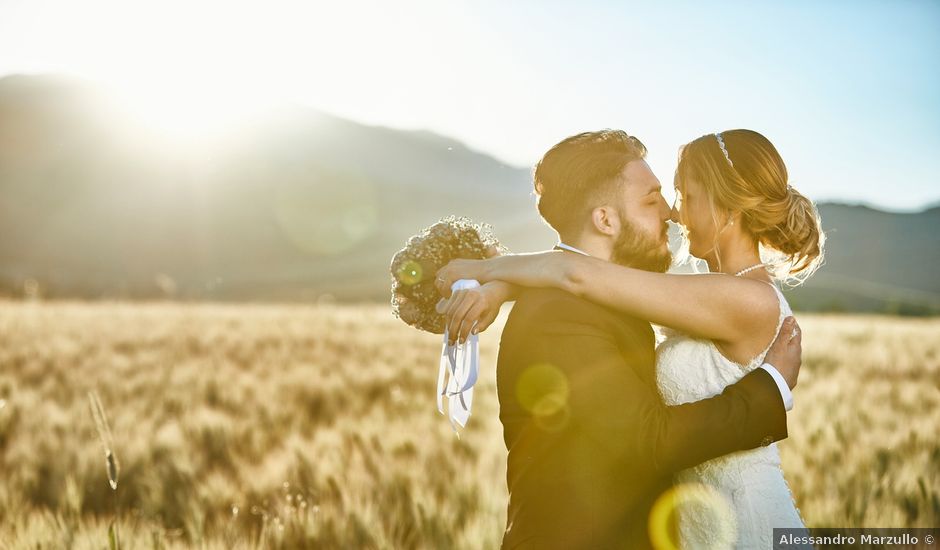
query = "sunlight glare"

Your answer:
(110, 77), (275, 144)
